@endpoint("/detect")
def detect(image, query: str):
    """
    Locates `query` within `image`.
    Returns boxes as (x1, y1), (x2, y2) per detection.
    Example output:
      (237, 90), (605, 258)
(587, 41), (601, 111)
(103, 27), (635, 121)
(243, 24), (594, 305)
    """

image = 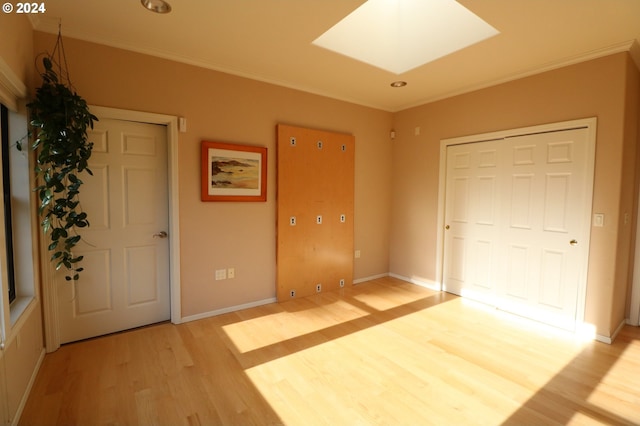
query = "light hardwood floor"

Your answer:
(19, 277), (640, 425)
